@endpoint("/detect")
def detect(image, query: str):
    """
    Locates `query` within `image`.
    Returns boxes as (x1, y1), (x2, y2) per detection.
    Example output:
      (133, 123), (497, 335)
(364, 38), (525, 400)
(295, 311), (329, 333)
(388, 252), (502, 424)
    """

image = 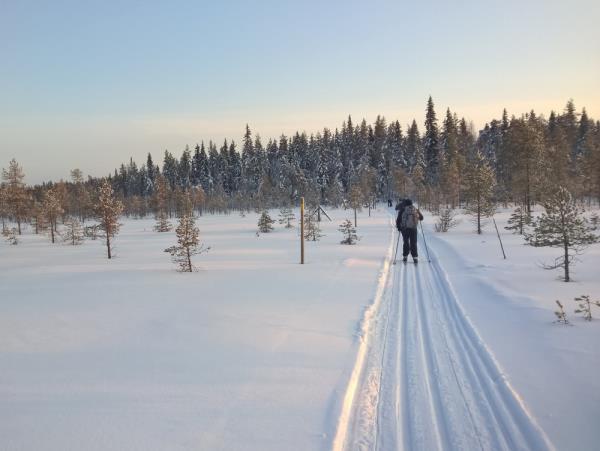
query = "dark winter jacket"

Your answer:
(396, 199), (423, 230)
